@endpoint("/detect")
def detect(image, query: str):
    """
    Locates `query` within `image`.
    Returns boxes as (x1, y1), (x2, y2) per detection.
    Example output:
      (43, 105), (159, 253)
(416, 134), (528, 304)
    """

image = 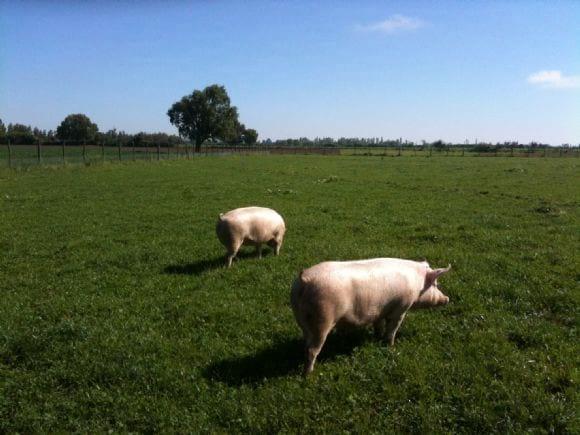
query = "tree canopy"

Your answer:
(6, 123), (36, 144)
(240, 127), (258, 145)
(167, 84), (257, 151)
(56, 114), (99, 144)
